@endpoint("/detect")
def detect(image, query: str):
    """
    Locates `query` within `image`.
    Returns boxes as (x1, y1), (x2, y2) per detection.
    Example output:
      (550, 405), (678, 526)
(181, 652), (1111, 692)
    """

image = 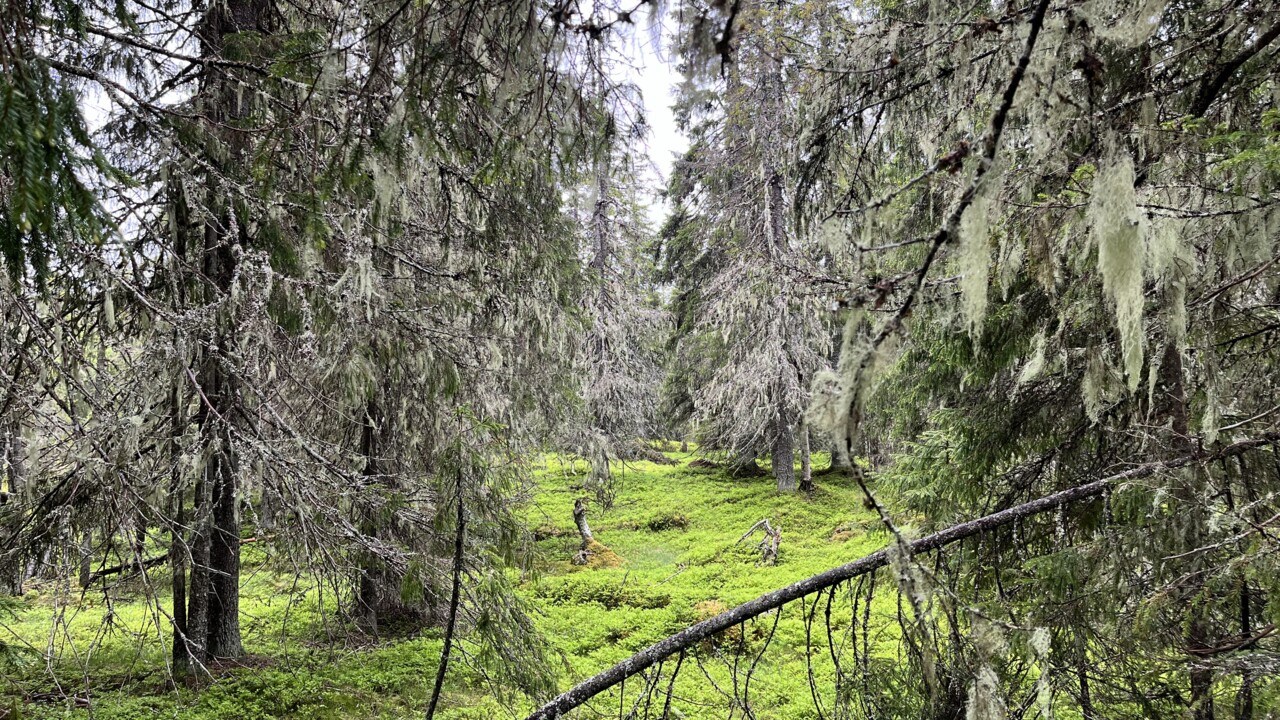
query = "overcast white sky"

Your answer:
(609, 18), (689, 227)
